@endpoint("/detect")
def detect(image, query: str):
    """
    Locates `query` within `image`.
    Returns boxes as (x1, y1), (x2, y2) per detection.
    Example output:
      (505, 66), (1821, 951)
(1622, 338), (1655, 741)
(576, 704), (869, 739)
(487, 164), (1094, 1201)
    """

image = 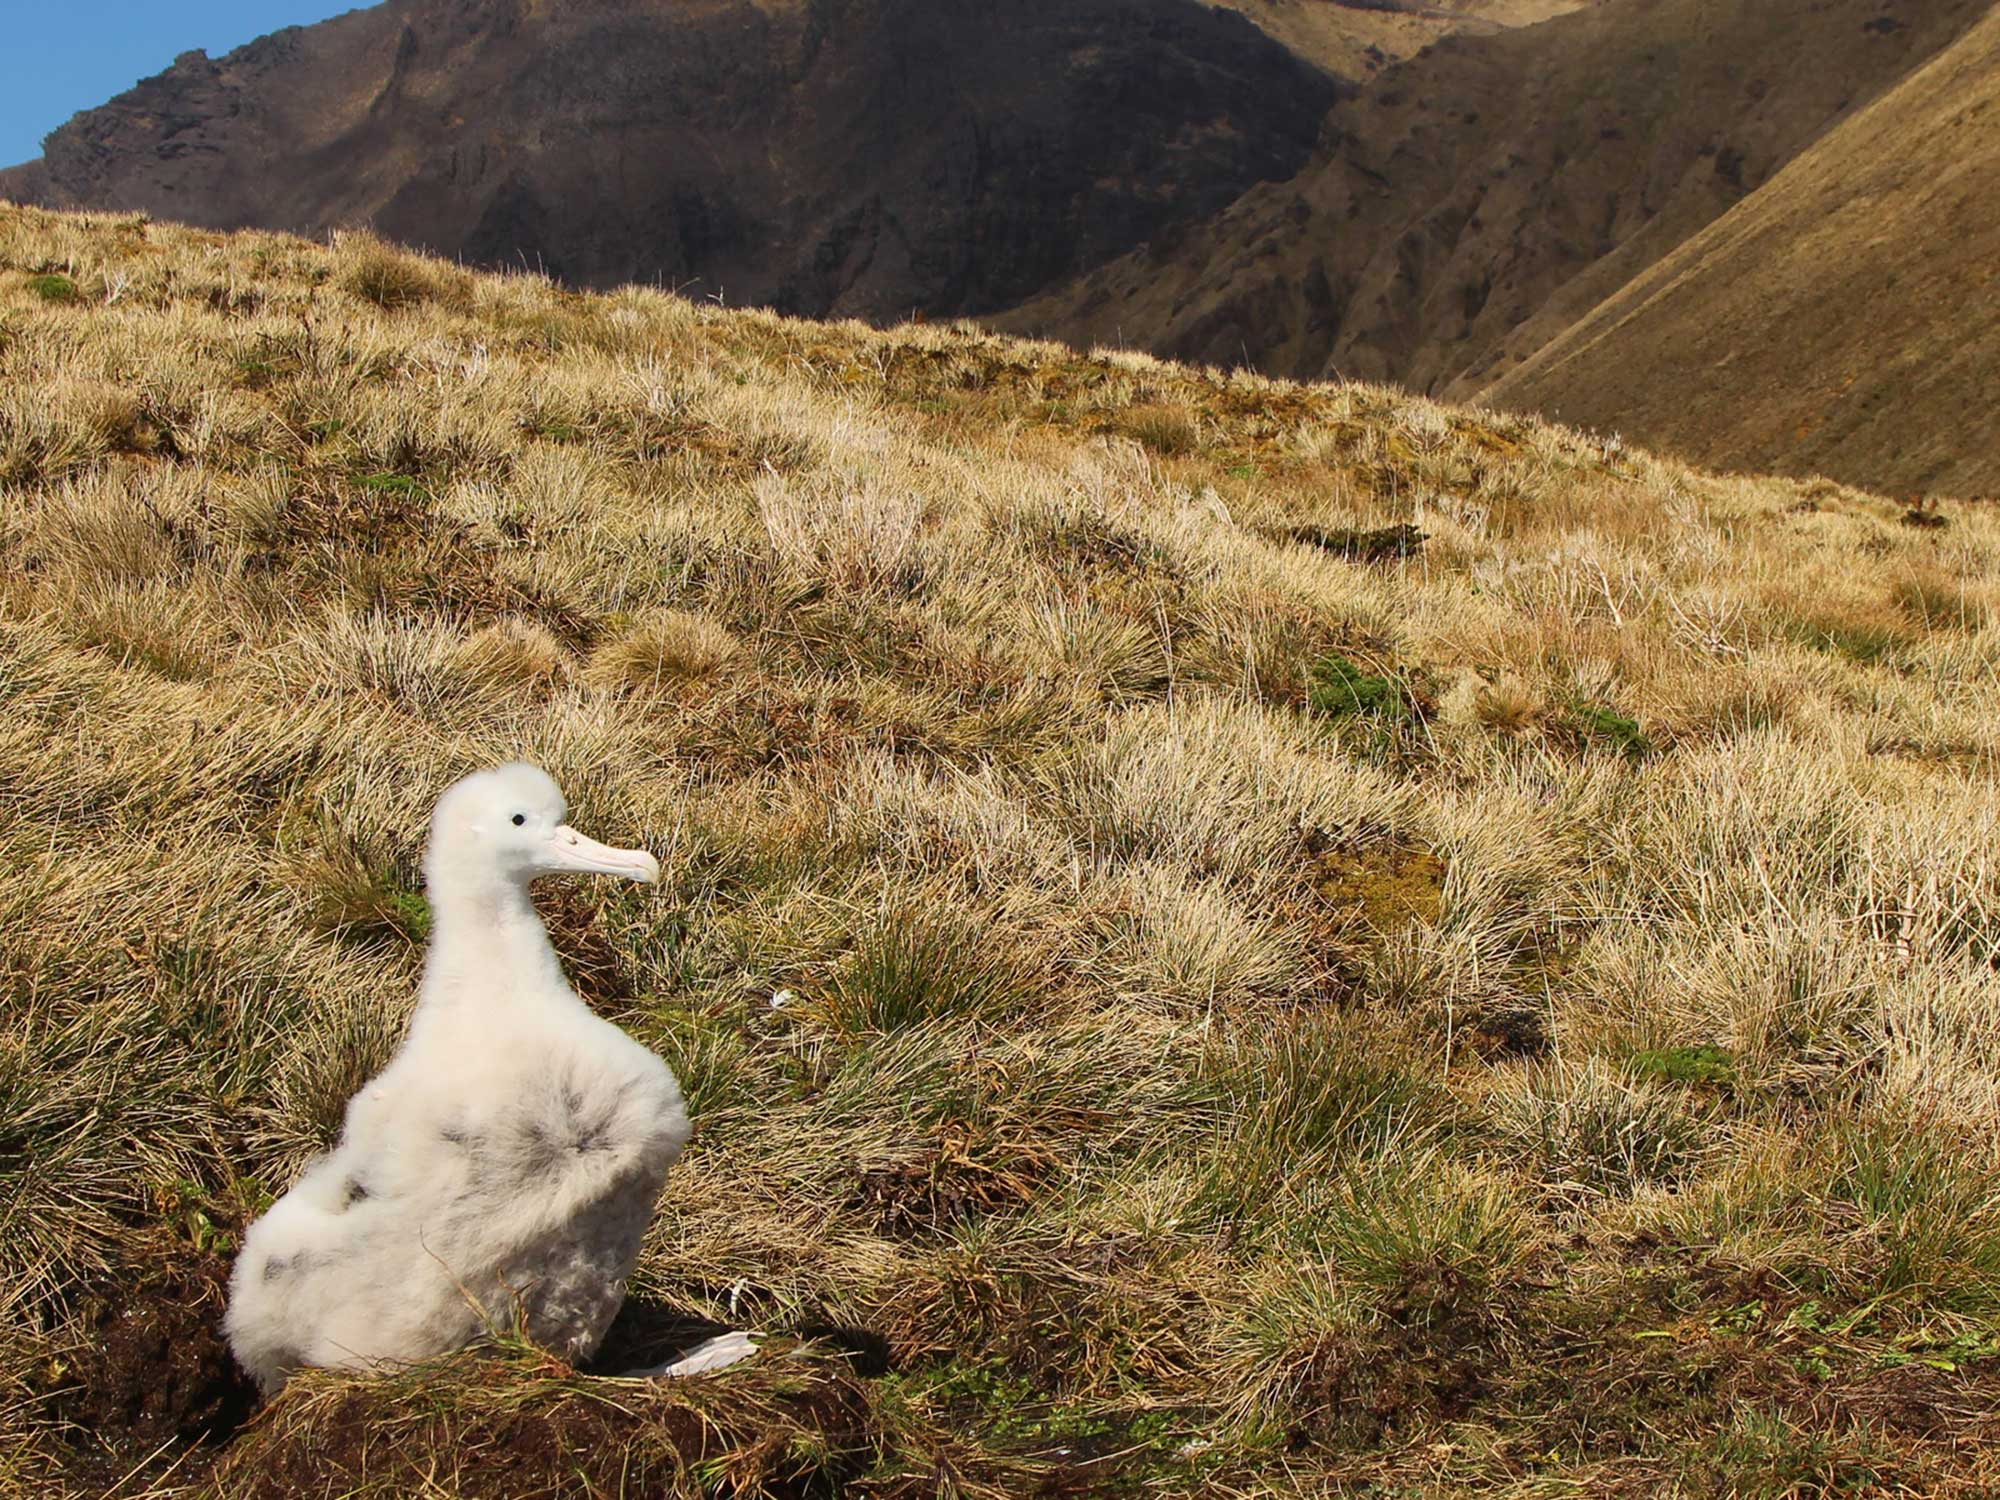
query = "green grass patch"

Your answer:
(1199, 1022), (1450, 1223)
(353, 470), (427, 497)
(1830, 1118), (2000, 1305)
(1785, 616), (1911, 665)
(302, 842), (433, 948)
(822, 905), (1022, 1034)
